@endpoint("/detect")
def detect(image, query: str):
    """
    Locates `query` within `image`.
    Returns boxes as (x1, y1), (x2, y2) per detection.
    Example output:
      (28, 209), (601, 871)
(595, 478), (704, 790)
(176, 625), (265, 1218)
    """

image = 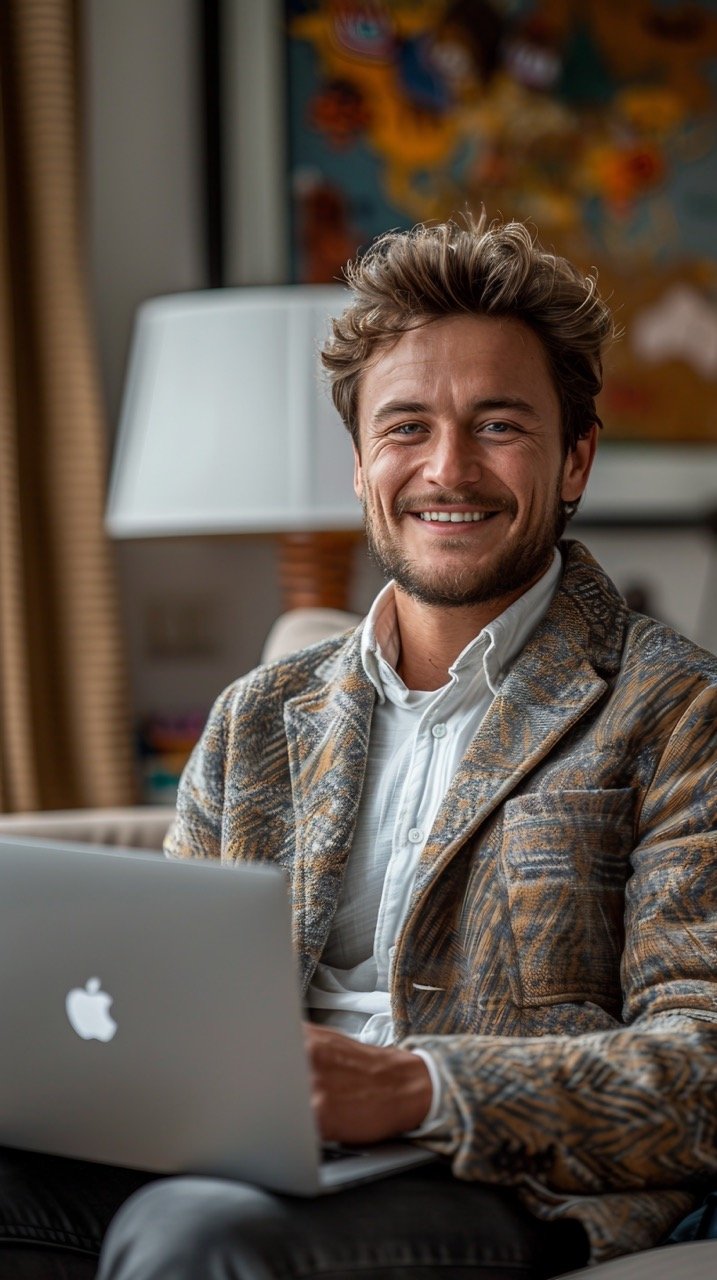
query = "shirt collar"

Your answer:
(361, 548), (562, 703)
